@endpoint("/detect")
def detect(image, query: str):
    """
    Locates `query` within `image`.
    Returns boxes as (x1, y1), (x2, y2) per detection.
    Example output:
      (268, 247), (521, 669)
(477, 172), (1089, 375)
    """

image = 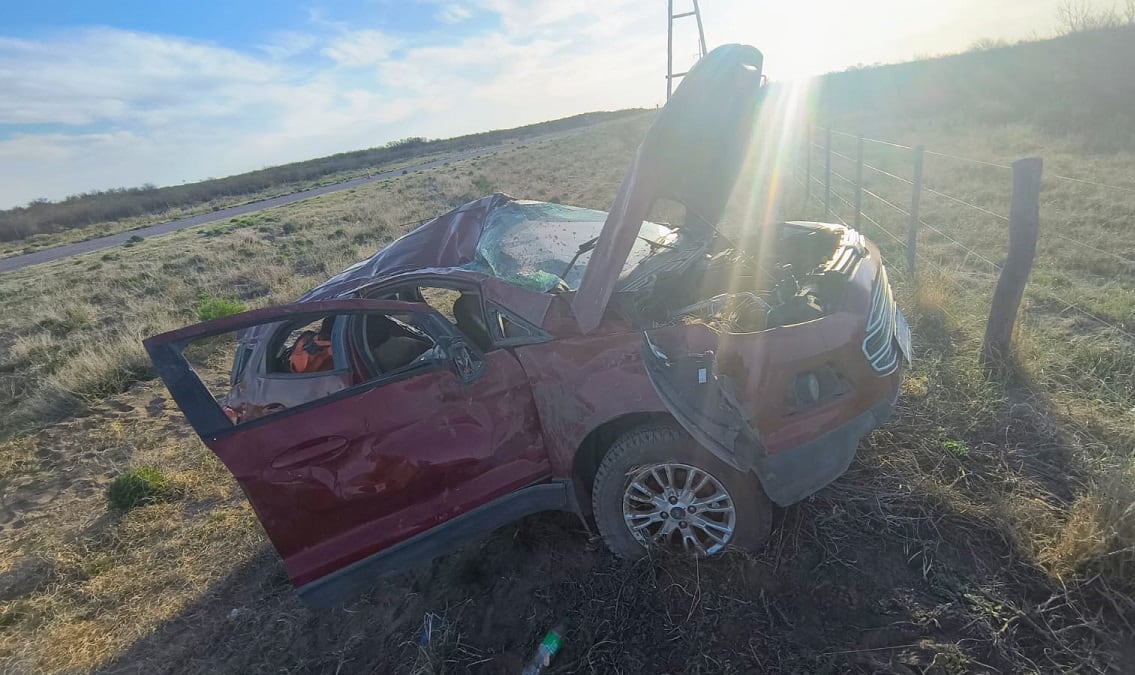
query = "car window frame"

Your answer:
(484, 301), (552, 348)
(144, 300), (455, 441)
(257, 314), (352, 379)
(360, 276), (490, 347)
